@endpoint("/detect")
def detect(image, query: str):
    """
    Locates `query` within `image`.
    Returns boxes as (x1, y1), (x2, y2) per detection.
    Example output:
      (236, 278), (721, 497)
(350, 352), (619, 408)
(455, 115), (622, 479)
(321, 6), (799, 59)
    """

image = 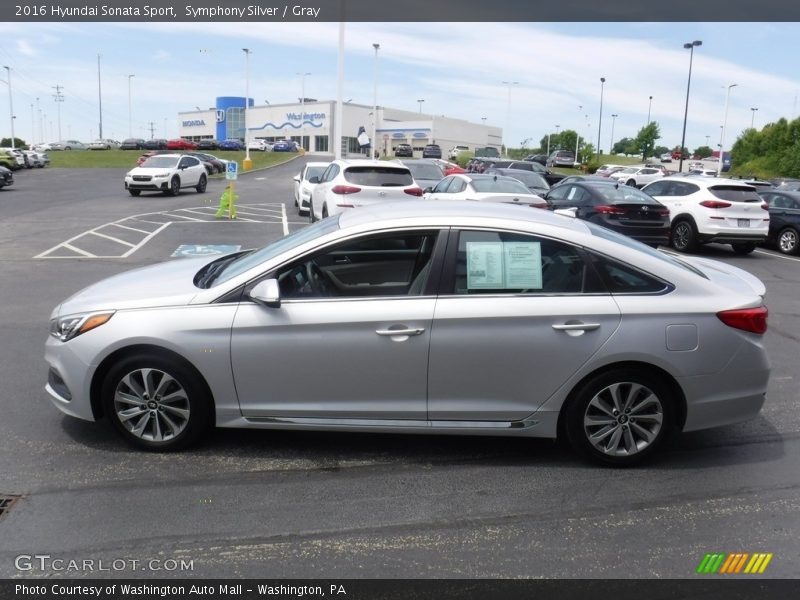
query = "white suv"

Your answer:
(609, 166), (664, 188)
(641, 176), (769, 254)
(124, 153), (208, 197)
(309, 159), (423, 221)
(448, 145), (470, 160)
